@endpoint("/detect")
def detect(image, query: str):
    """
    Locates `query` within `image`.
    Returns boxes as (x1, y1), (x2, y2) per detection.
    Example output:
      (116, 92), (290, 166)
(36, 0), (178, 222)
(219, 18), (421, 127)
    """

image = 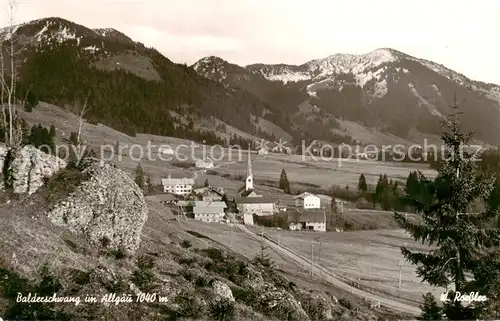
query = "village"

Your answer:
(155, 146), (343, 232)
